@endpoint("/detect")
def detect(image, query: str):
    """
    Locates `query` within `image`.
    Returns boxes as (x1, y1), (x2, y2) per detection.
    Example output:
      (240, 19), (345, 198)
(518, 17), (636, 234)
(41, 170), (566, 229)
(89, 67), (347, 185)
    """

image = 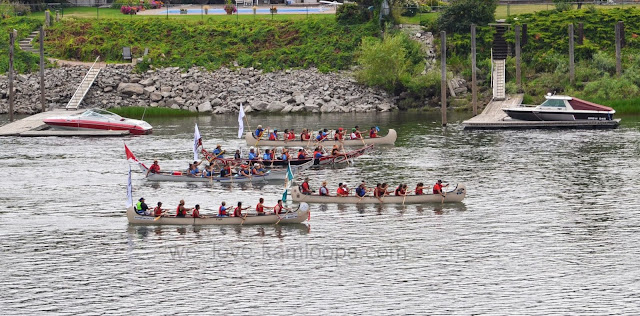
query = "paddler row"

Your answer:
(134, 197), (290, 219)
(300, 179), (450, 199)
(254, 125), (379, 142)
